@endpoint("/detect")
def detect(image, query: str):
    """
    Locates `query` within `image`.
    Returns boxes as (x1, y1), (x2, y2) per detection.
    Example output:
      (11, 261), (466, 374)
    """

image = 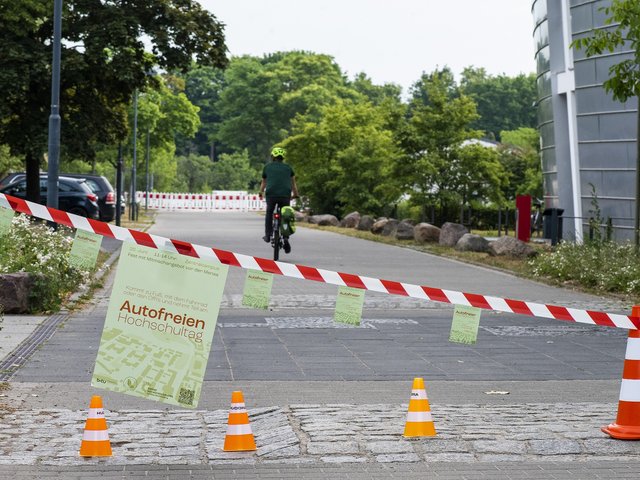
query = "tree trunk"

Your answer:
(25, 151), (40, 203)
